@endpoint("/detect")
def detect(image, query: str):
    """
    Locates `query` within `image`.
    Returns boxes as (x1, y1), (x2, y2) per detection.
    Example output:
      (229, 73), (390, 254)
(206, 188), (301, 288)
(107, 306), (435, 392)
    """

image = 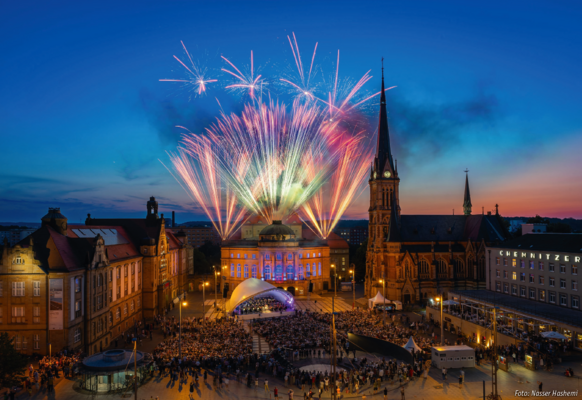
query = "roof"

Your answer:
(432, 345), (474, 352)
(226, 278), (293, 312)
(68, 225), (141, 261)
(401, 244), (466, 254)
(86, 217), (164, 249)
(259, 221), (296, 237)
(451, 289), (582, 330)
(165, 229), (182, 250)
(488, 233), (582, 253)
(463, 173), (472, 208)
(395, 214), (506, 243)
